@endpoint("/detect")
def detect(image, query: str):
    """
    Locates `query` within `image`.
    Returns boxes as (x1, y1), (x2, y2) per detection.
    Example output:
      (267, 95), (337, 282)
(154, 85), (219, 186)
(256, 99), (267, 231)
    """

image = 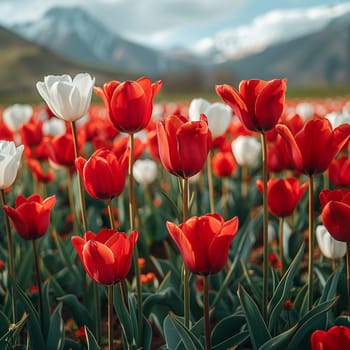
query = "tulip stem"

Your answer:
(1, 189), (16, 323)
(70, 121), (88, 232)
(67, 169), (79, 234)
(347, 242), (350, 314)
(279, 217), (284, 277)
(107, 199), (116, 230)
(207, 150), (215, 213)
(203, 275), (211, 350)
(260, 131), (269, 320)
(32, 239), (43, 332)
(241, 165), (248, 198)
(182, 177), (190, 328)
(107, 285), (114, 350)
(307, 174), (315, 311)
(128, 133), (143, 345)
